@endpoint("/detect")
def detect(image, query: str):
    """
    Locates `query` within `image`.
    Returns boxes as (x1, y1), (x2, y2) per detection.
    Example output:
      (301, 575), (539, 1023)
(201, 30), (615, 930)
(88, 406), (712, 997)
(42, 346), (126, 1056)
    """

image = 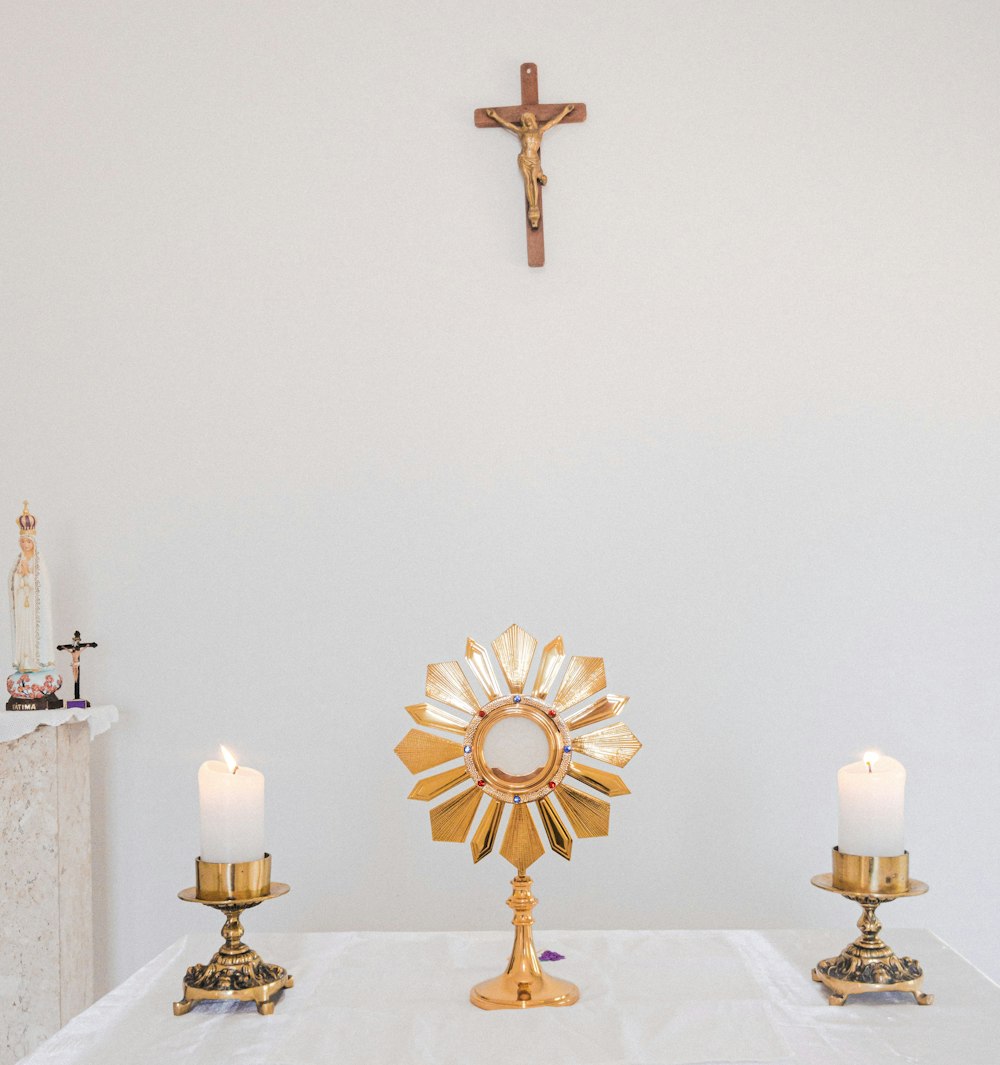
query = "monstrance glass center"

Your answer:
(467, 697), (571, 803)
(482, 716), (551, 784)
